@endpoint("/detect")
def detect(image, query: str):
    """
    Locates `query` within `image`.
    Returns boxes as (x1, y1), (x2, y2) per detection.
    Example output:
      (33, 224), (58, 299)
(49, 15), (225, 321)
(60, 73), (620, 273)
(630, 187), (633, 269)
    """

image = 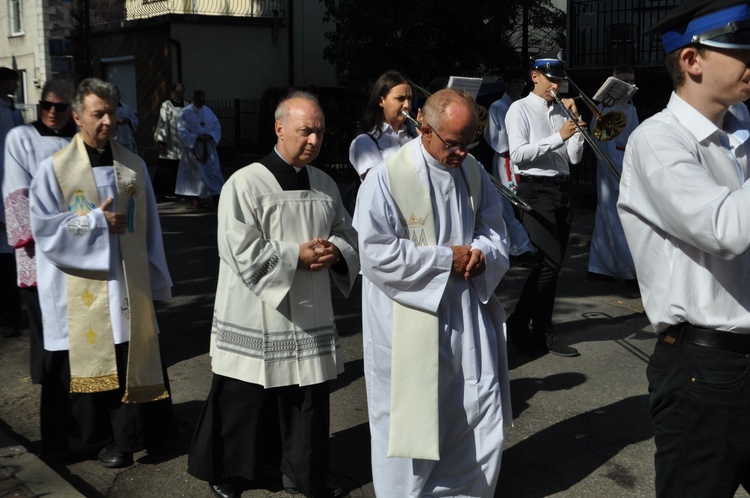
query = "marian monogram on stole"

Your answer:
(400, 213), (429, 246)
